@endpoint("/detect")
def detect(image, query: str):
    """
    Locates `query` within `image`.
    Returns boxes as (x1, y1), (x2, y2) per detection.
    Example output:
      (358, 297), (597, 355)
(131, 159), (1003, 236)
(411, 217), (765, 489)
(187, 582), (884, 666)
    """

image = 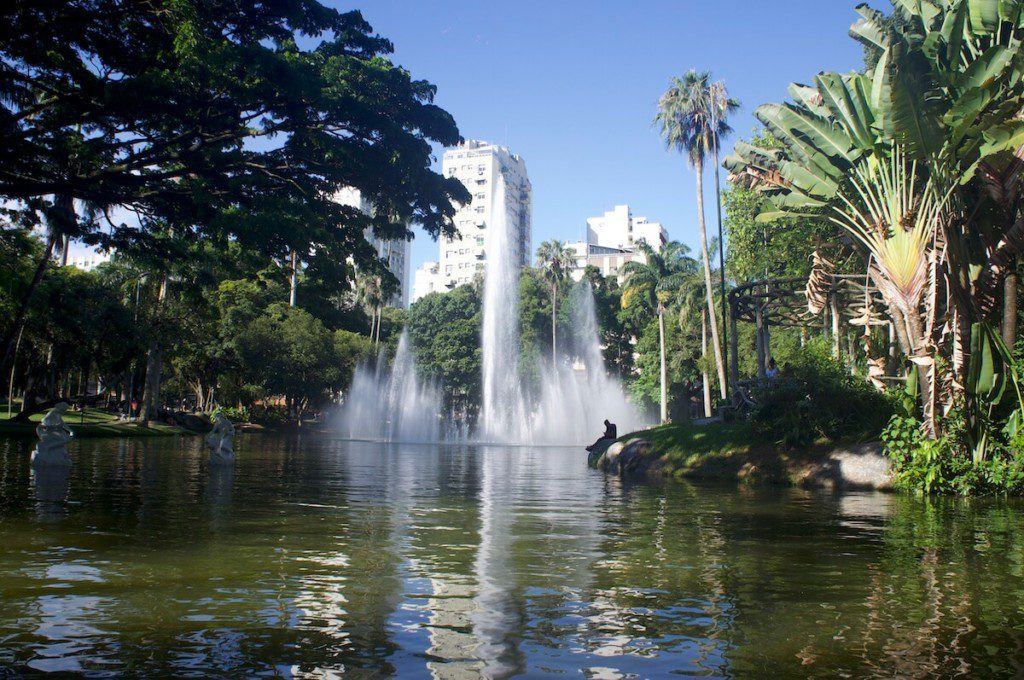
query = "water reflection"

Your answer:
(0, 434), (1023, 677)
